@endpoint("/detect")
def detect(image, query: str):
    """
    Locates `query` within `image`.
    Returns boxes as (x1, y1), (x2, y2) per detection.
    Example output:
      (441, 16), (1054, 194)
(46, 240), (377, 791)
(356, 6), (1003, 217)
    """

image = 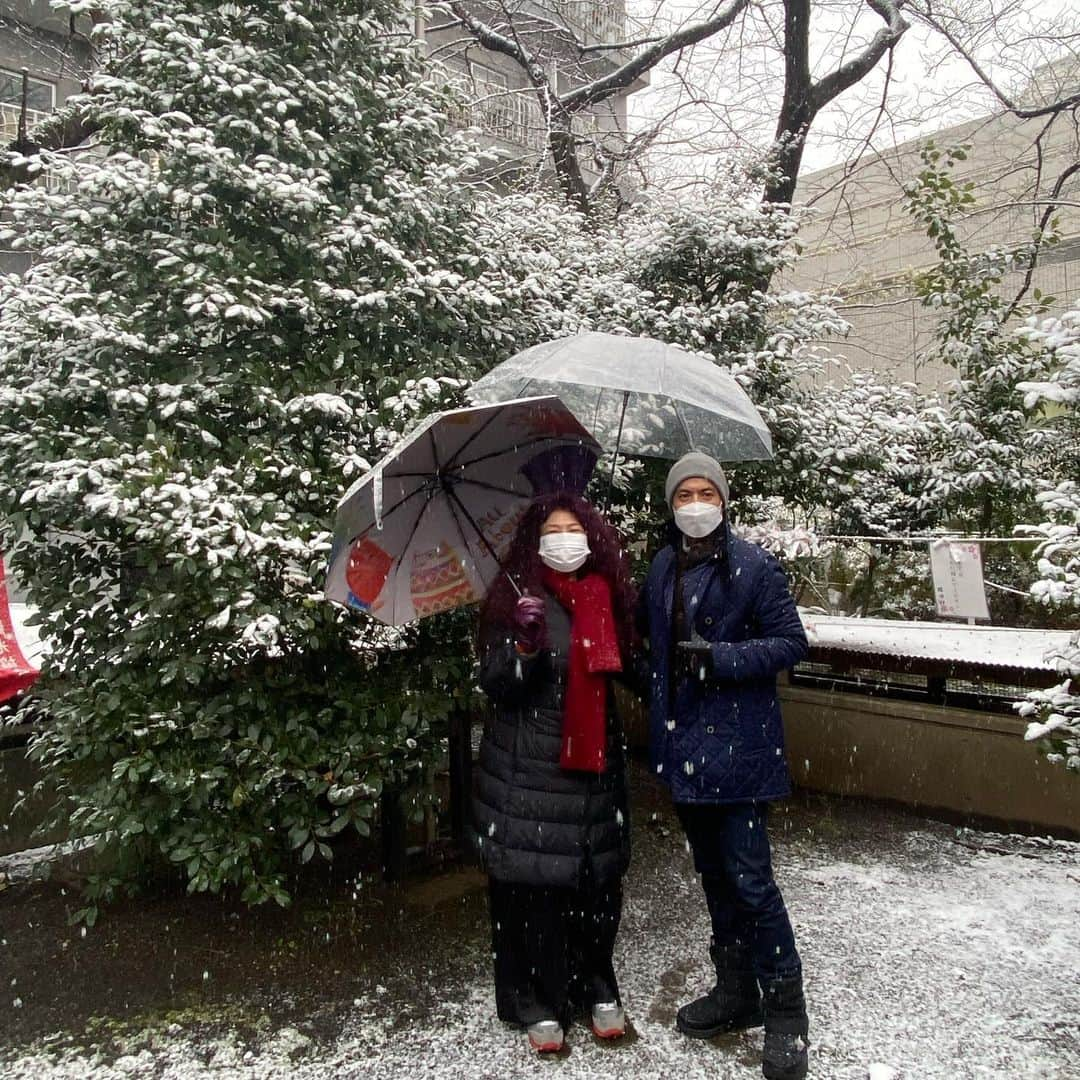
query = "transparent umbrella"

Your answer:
(467, 331), (773, 466)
